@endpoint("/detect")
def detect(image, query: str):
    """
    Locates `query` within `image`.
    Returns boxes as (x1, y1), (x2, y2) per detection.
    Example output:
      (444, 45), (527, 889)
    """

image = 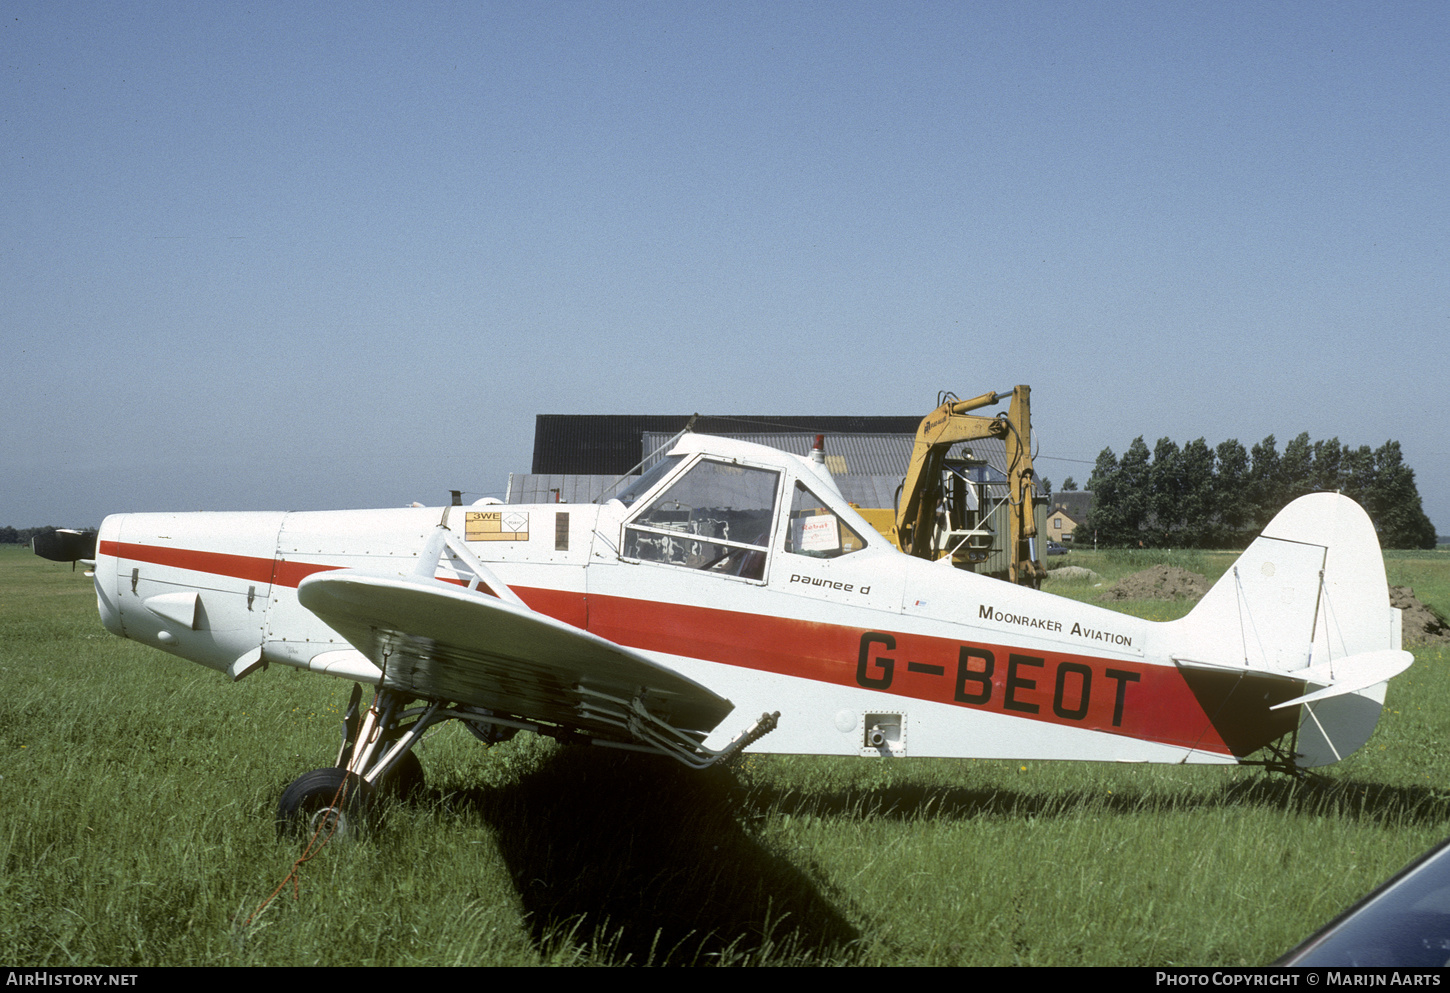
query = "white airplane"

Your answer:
(86, 432), (1411, 837)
